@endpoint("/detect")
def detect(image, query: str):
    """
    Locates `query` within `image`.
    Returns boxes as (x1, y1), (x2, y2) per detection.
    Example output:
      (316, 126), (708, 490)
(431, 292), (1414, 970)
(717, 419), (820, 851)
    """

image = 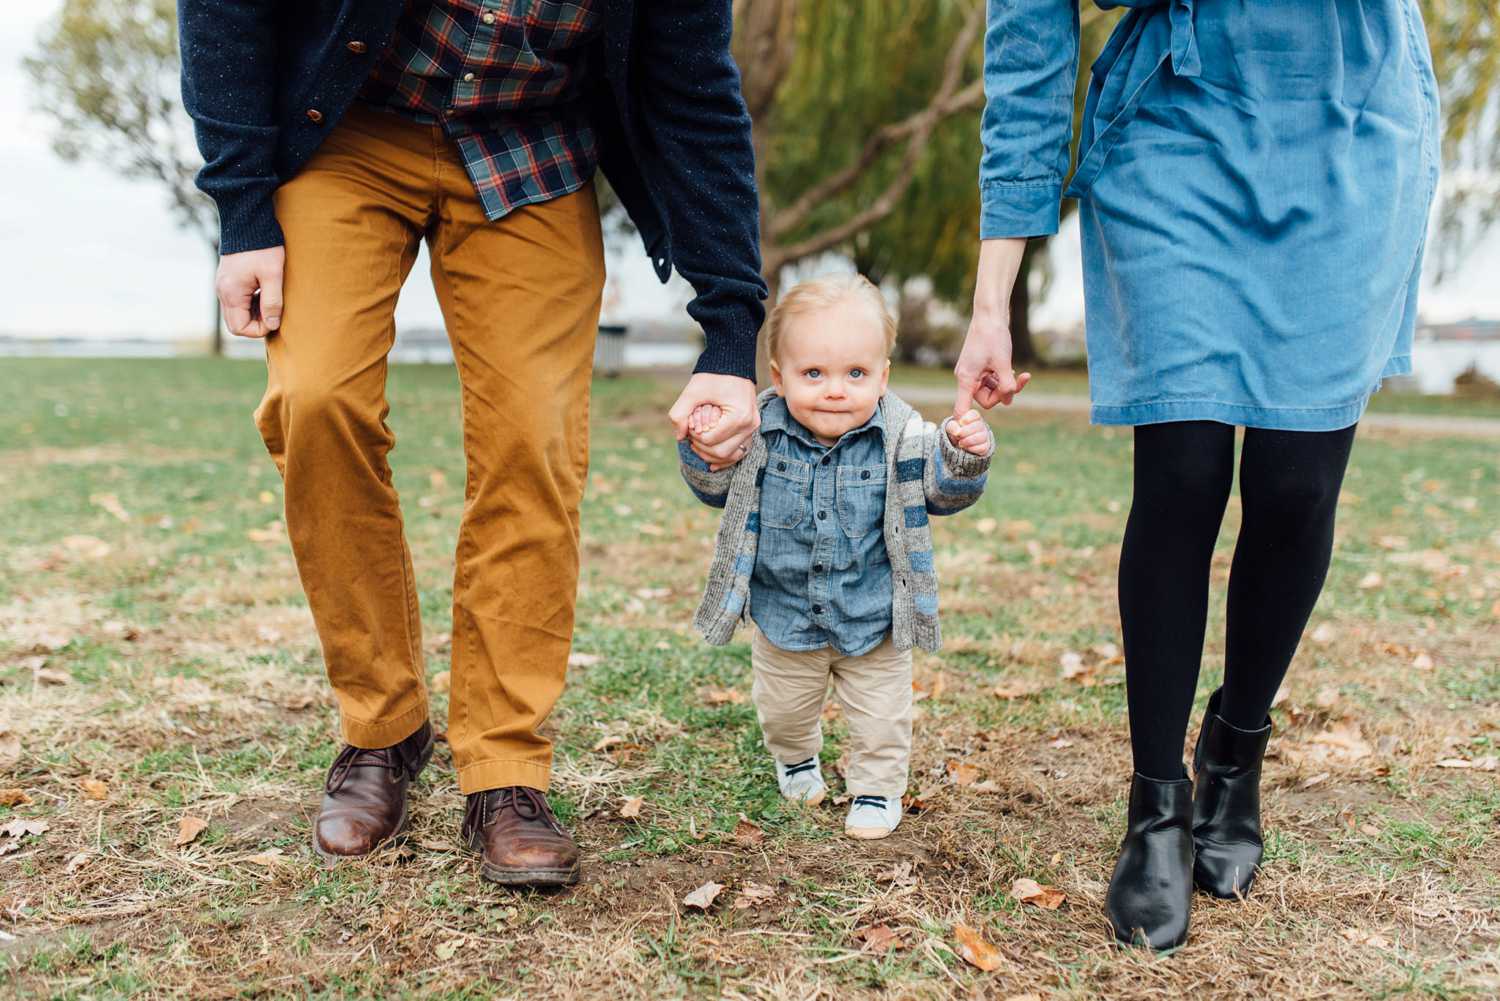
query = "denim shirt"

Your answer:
(750, 396), (892, 657)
